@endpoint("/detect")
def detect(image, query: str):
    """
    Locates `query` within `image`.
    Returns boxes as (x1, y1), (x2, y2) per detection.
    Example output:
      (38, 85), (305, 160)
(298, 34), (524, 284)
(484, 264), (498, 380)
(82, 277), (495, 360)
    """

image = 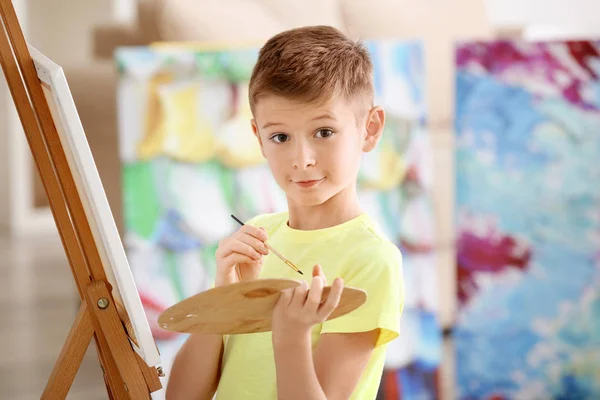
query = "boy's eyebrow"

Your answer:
(262, 121), (284, 129)
(261, 113), (336, 129)
(311, 113), (336, 122)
